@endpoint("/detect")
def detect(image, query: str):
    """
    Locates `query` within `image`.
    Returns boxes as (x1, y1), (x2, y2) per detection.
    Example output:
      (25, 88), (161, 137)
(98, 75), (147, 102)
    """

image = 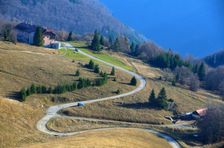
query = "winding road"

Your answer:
(36, 43), (181, 148)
